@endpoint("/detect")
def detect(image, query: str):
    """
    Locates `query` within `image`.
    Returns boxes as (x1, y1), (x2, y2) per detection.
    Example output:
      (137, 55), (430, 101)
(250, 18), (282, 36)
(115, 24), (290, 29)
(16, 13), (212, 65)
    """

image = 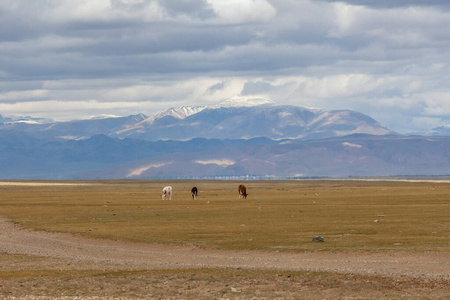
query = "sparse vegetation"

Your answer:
(1, 180), (449, 253)
(0, 179), (449, 299)
(1, 265), (449, 299)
